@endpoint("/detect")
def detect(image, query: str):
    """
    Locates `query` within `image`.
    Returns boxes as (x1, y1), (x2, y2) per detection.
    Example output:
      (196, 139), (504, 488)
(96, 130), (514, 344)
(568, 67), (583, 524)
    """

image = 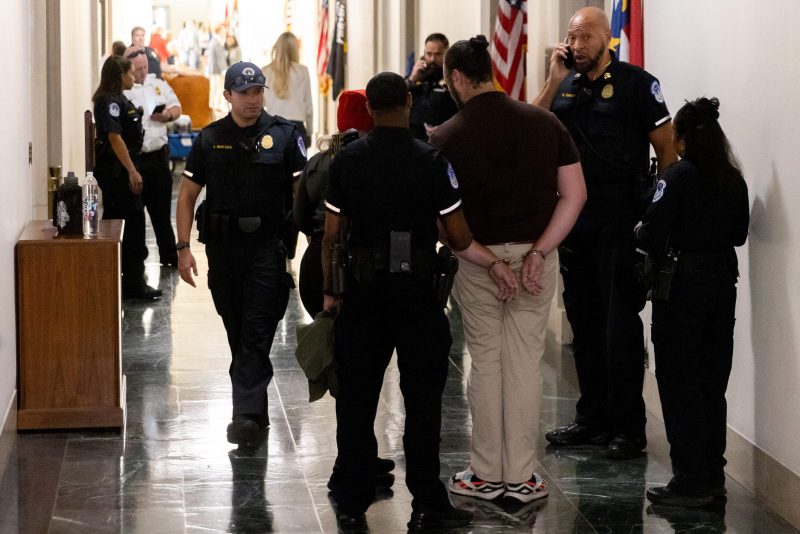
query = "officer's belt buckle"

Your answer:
(237, 216), (262, 233)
